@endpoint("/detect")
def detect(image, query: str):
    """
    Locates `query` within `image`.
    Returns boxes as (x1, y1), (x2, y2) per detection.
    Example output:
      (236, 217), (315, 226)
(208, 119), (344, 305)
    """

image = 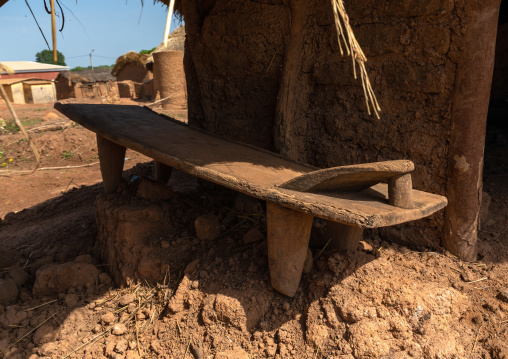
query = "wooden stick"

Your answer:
(163, 0), (176, 48)
(0, 162), (100, 174)
(465, 277), (488, 284)
(50, 0), (57, 63)
(0, 85), (41, 168)
(145, 90), (182, 107)
(23, 299), (58, 311)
